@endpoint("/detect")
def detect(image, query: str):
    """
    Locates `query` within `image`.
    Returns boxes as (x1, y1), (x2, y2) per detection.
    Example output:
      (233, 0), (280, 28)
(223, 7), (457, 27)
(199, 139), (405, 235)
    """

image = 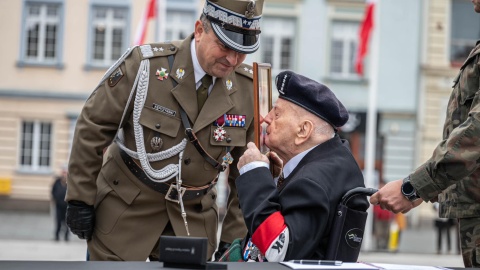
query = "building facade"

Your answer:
(3, 0), (470, 222)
